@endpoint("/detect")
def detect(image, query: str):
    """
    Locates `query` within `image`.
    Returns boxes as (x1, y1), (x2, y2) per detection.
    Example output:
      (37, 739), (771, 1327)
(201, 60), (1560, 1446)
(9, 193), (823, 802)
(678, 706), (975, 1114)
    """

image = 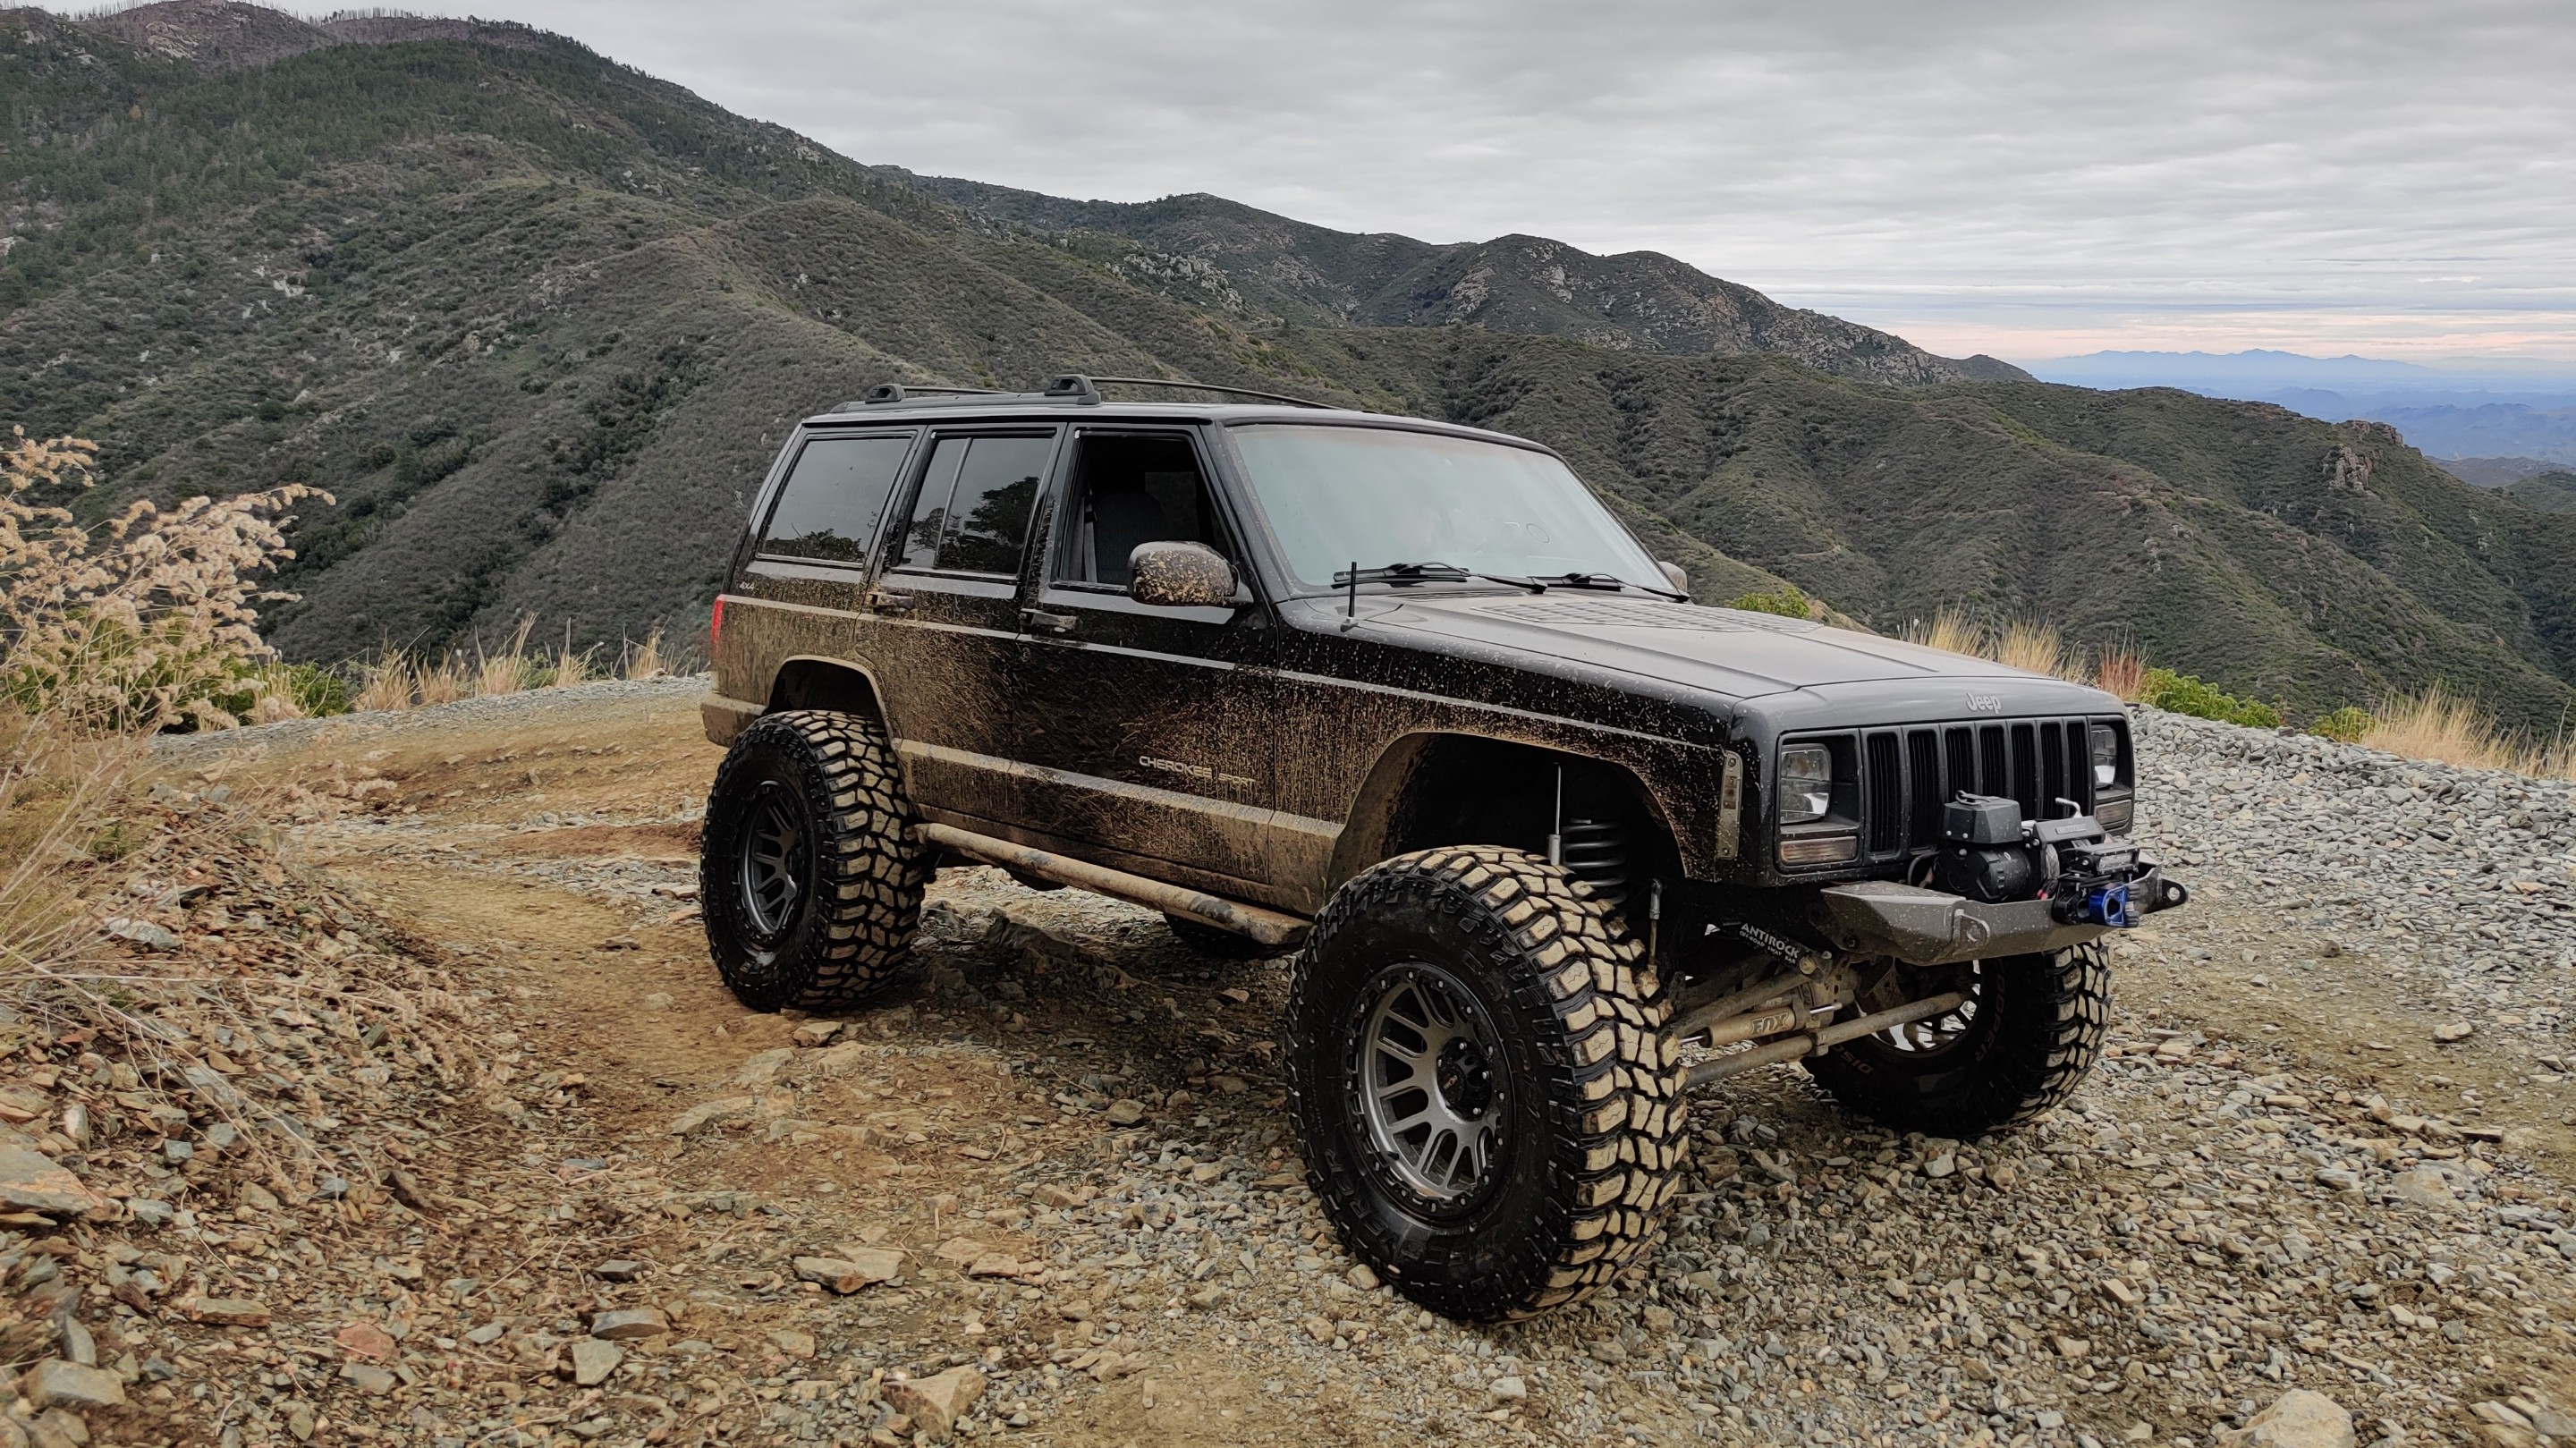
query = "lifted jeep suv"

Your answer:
(698, 374), (2186, 1321)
